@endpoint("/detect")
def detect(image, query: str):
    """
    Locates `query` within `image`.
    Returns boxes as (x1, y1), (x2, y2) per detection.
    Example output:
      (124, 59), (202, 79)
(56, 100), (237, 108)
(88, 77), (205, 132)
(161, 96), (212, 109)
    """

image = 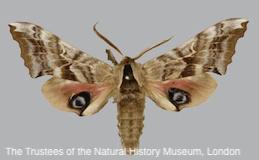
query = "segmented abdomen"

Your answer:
(117, 92), (145, 154)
